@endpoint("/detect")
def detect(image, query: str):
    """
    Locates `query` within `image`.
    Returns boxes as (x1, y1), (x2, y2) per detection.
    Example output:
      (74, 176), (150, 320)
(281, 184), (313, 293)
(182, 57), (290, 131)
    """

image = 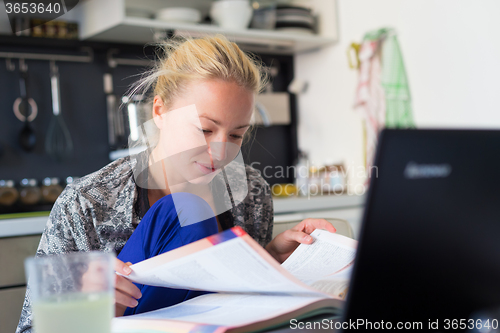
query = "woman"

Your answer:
(16, 35), (335, 333)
